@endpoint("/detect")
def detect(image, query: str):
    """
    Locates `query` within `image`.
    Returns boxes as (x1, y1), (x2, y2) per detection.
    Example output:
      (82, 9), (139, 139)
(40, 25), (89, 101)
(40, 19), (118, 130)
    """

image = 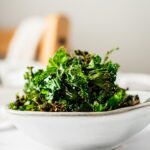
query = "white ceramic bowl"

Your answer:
(5, 91), (150, 150)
